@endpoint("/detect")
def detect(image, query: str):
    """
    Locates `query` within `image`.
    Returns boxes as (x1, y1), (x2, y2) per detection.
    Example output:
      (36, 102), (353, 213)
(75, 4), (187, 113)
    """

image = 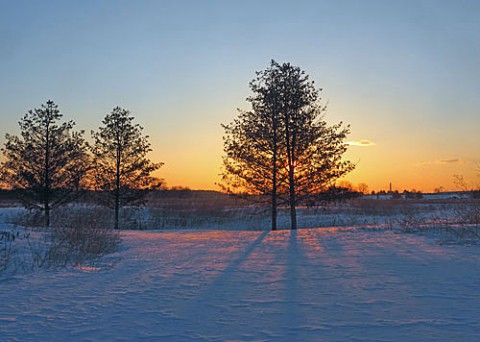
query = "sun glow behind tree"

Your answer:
(222, 61), (354, 230)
